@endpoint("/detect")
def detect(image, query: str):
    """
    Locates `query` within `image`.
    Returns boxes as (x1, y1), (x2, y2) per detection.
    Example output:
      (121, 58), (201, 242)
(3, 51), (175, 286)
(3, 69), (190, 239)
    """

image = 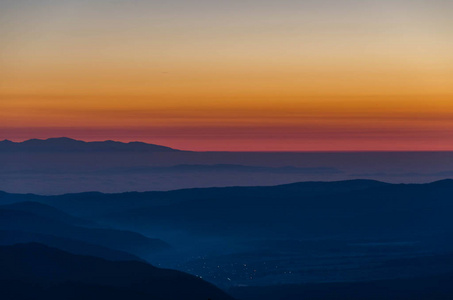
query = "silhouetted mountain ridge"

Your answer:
(0, 137), (180, 152)
(3, 179), (452, 238)
(0, 179), (389, 216)
(89, 179), (453, 237)
(0, 243), (234, 300)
